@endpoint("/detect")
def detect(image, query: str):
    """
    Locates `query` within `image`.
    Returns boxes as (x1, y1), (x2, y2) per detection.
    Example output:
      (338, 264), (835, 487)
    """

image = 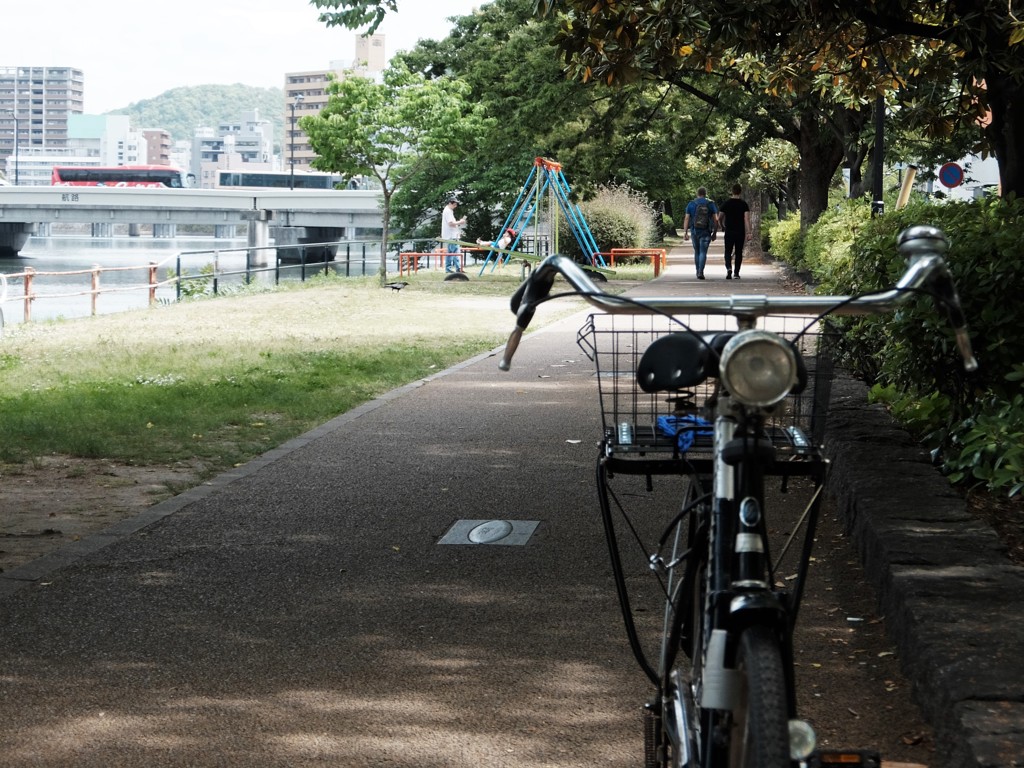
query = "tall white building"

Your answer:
(2, 113), (144, 186)
(284, 35), (386, 175)
(0, 65), (85, 184)
(354, 34), (386, 73)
